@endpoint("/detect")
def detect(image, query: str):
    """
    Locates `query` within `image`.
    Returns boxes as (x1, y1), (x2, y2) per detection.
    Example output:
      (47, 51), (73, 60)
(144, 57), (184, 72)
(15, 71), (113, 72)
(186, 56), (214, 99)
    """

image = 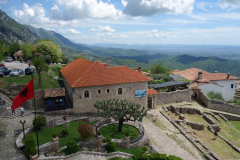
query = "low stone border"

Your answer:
(160, 111), (222, 160)
(219, 114), (228, 122)
(37, 151), (133, 160)
(16, 126), (34, 149)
